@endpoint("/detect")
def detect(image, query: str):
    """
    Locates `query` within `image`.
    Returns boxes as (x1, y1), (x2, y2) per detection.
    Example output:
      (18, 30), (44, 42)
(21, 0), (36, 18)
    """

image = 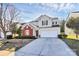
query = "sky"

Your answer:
(12, 3), (79, 23)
